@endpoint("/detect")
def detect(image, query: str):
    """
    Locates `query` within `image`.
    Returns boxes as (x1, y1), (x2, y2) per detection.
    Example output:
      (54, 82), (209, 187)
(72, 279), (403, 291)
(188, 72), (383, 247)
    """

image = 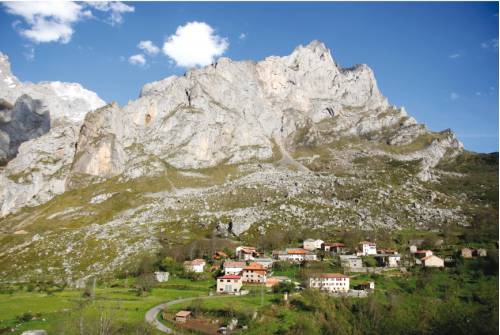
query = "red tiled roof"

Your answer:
(244, 262), (266, 270)
(218, 275), (241, 280)
(287, 249), (308, 254)
(326, 242), (345, 247)
(422, 255), (441, 261)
